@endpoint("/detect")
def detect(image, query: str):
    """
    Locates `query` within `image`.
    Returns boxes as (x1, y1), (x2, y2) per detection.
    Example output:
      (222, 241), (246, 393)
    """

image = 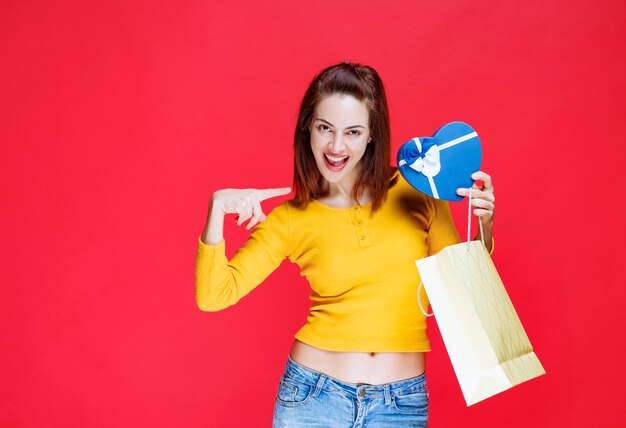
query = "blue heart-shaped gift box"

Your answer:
(396, 122), (482, 201)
